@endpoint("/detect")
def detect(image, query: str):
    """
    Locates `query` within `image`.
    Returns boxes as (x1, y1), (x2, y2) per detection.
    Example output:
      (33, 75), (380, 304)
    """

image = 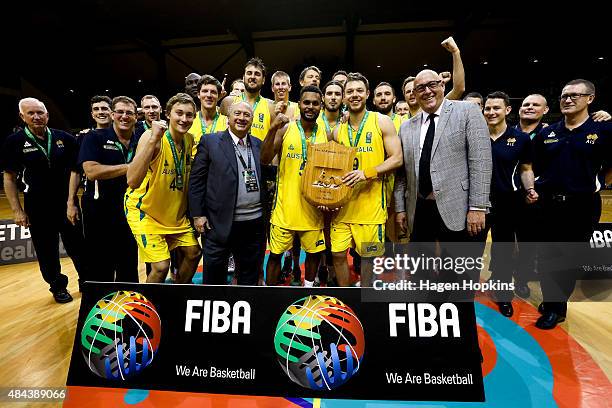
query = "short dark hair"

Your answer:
(111, 96), (137, 111)
(486, 91), (510, 107)
(345, 72), (369, 90)
(322, 80), (344, 95)
(90, 95), (111, 107)
(464, 92), (484, 102)
(300, 85), (323, 99)
(245, 57), (266, 77)
(564, 79), (596, 95)
(165, 92), (196, 114)
(300, 66), (322, 82)
(197, 74), (222, 94)
(402, 76), (416, 93)
(332, 70), (348, 79)
(374, 82), (395, 96)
